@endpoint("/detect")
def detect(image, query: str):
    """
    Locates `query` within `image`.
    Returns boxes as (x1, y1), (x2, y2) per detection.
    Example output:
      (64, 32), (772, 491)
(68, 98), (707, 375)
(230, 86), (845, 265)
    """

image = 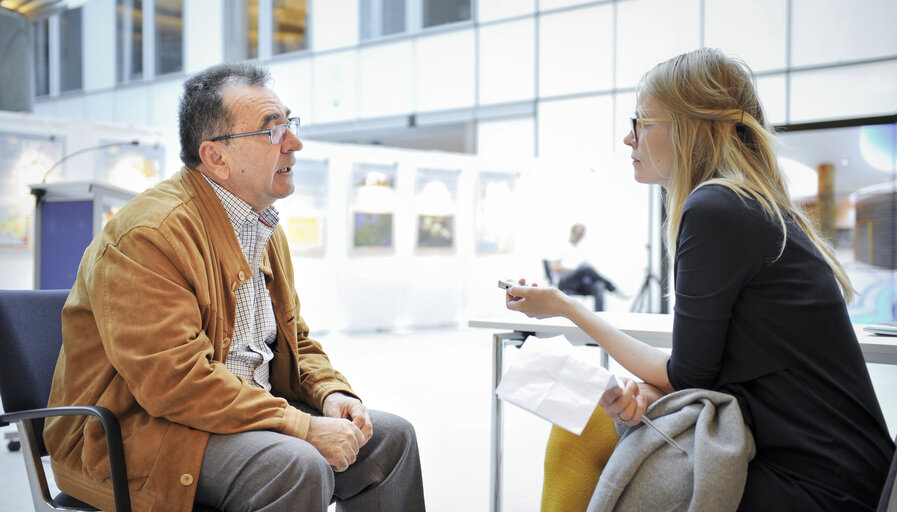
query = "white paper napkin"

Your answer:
(495, 335), (619, 435)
